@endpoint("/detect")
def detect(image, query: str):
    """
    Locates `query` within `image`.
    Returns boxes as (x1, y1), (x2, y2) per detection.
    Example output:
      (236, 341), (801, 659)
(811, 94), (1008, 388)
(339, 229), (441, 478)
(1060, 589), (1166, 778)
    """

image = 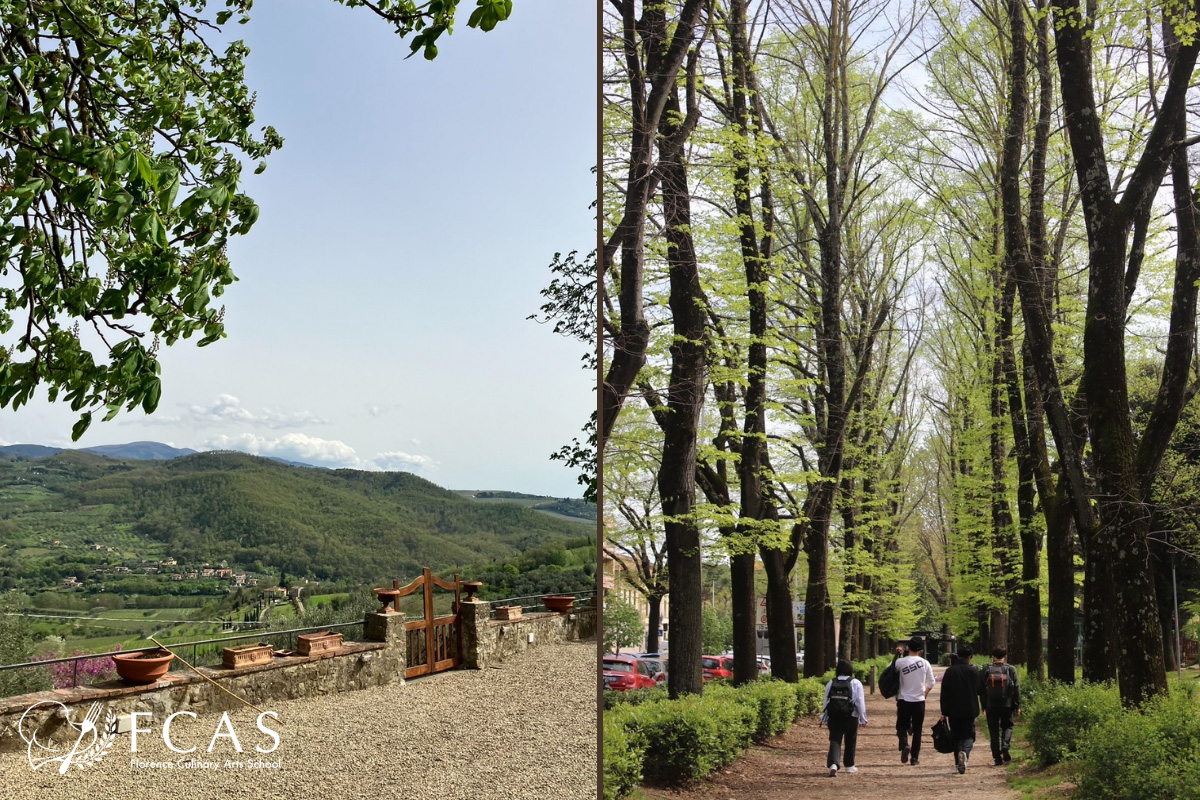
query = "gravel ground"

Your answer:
(638, 666), (1018, 800)
(1, 641), (598, 800)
